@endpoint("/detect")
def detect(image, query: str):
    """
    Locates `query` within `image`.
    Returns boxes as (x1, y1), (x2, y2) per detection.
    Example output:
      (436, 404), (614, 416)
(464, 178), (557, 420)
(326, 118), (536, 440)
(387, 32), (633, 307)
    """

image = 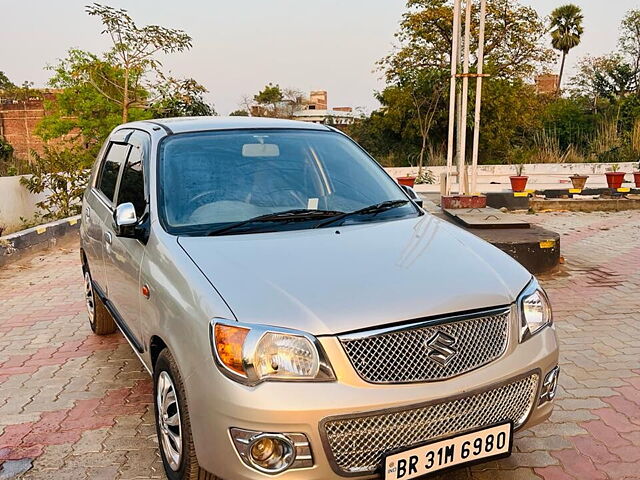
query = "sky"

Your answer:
(1, 0), (637, 115)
